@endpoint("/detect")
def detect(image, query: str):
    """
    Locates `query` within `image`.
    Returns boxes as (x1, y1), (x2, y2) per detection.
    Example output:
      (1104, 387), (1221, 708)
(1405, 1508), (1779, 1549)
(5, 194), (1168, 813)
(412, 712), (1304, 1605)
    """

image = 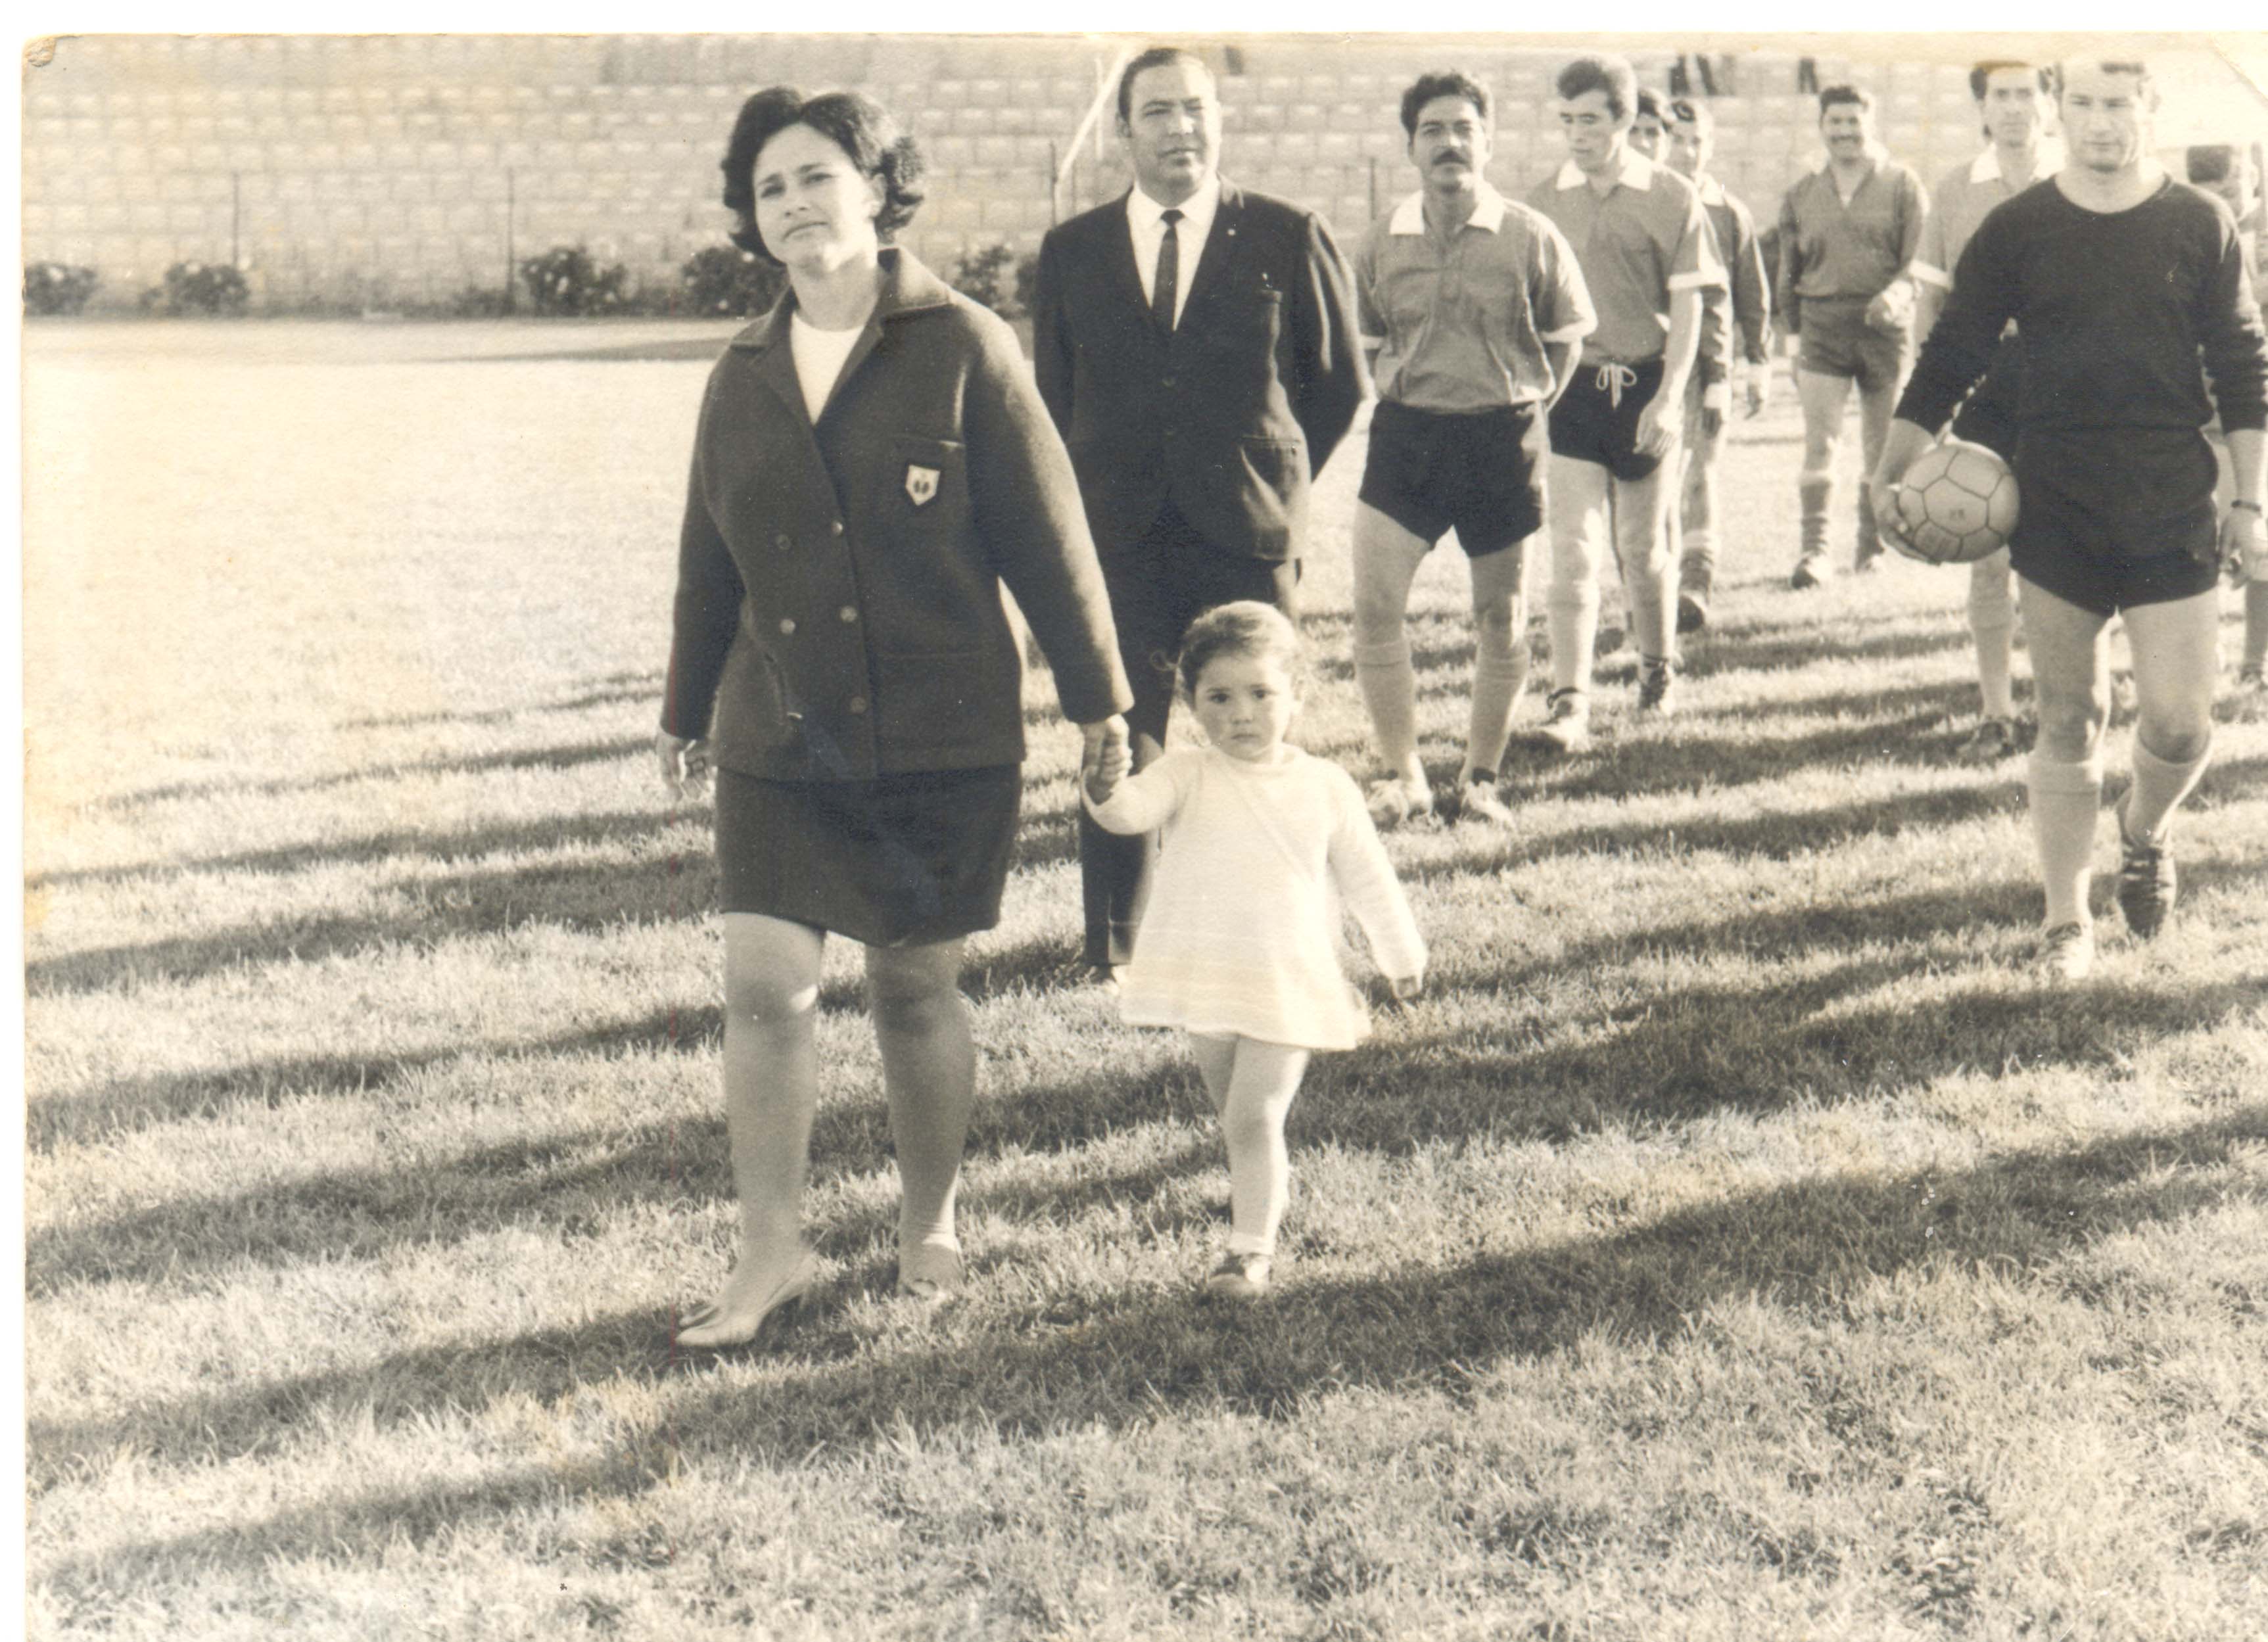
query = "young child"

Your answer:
(1082, 603), (1427, 1300)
